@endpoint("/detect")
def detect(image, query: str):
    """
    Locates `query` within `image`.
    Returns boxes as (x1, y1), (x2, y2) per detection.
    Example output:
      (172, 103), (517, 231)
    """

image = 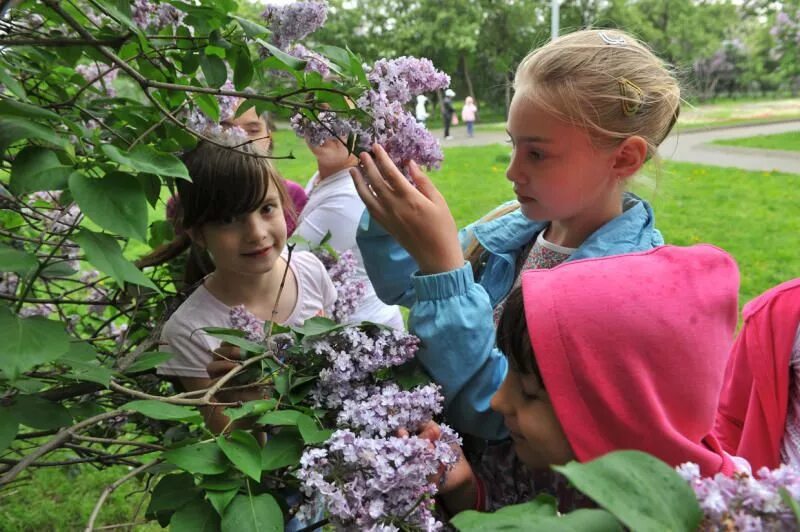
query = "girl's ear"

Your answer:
(611, 136), (648, 180)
